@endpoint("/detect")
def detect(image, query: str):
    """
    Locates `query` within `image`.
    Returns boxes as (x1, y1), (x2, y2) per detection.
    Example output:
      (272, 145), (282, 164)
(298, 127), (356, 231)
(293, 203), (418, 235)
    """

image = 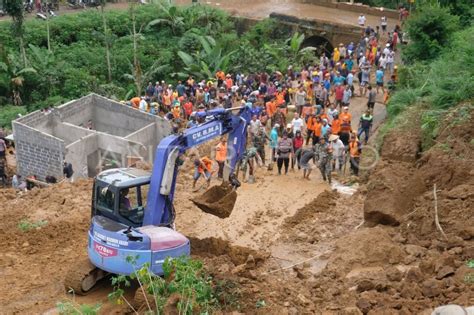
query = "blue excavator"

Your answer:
(65, 106), (252, 294)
